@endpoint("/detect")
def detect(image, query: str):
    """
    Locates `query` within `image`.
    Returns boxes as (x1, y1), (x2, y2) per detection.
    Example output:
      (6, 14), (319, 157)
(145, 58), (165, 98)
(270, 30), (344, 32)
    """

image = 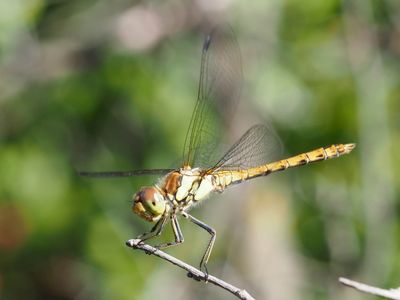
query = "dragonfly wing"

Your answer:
(182, 26), (243, 168)
(211, 124), (283, 172)
(77, 169), (175, 178)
